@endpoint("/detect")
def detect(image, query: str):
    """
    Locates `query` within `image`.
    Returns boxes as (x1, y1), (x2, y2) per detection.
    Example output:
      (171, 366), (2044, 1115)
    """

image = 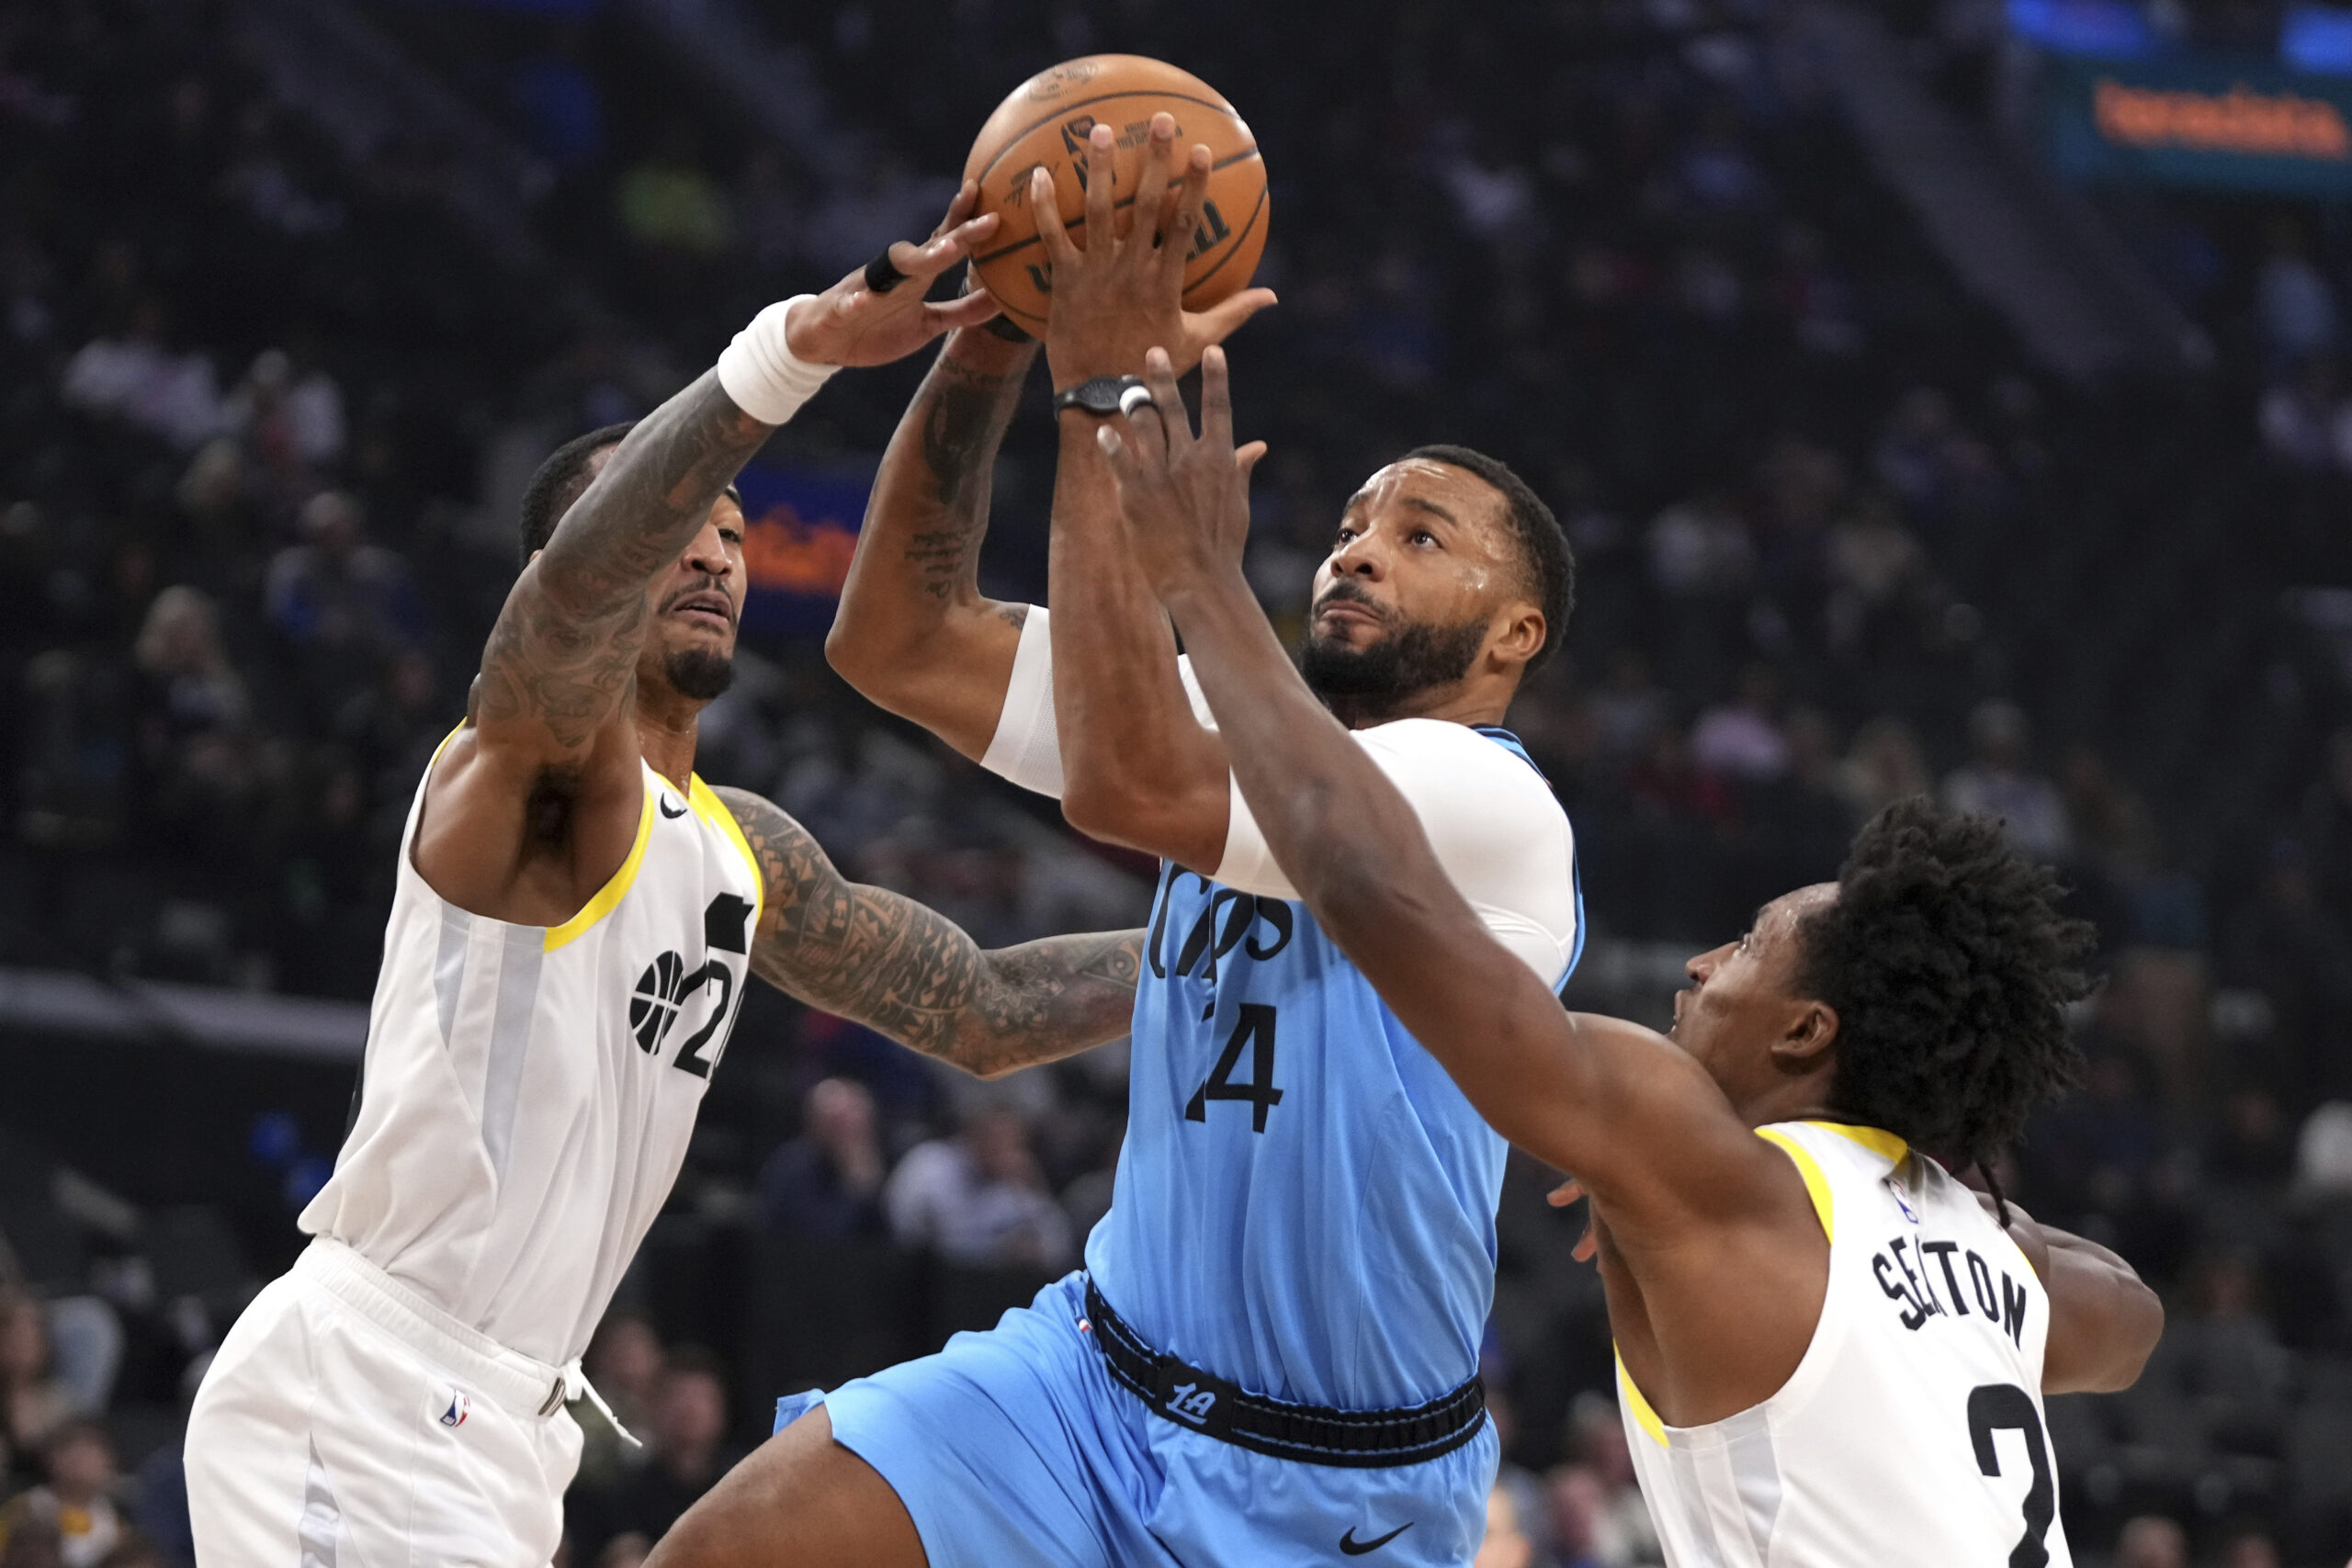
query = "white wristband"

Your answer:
(715, 296), (839, 426)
